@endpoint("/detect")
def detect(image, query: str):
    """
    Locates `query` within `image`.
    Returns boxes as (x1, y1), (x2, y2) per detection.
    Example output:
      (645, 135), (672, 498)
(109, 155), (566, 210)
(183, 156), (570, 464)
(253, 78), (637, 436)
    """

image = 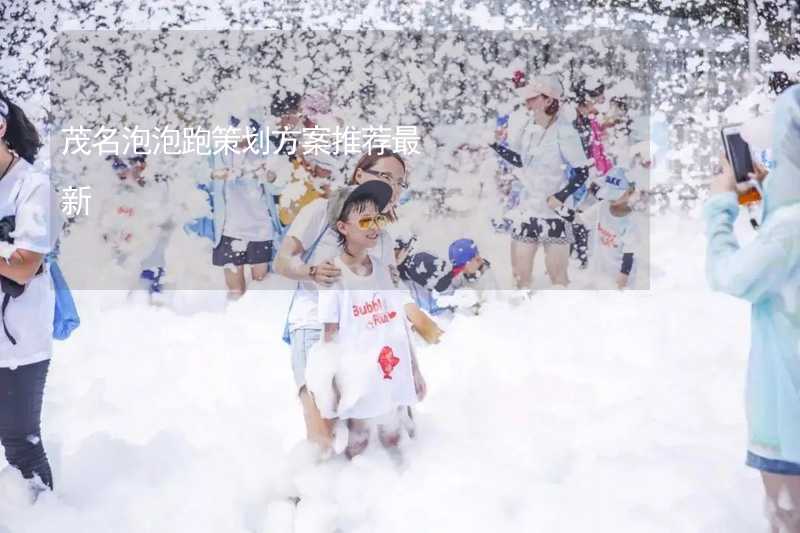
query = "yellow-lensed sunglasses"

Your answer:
(355, 214), (390, 230)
